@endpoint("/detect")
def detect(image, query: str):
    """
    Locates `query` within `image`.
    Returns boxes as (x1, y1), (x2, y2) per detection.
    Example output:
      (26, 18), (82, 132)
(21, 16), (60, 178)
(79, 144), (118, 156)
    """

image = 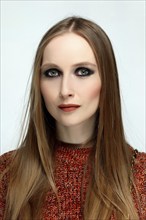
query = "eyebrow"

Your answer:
(41, 62), (97, 72)
(72, 62), (97, 68)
